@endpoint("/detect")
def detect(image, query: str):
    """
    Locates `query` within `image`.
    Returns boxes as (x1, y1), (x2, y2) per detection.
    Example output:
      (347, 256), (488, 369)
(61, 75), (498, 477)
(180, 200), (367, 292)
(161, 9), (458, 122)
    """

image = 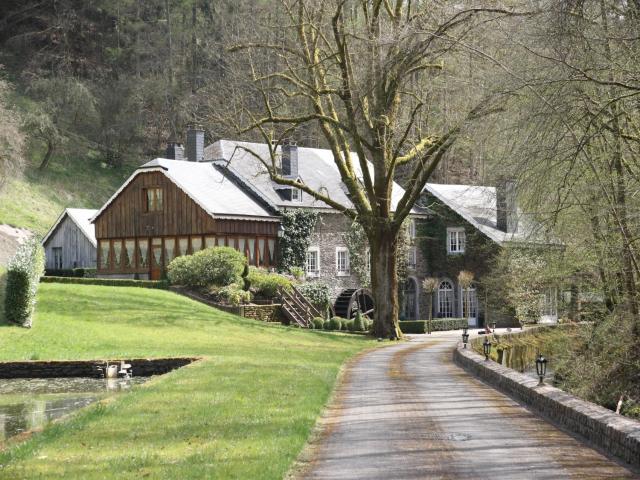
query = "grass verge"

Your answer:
(0, 283), (374, 479)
